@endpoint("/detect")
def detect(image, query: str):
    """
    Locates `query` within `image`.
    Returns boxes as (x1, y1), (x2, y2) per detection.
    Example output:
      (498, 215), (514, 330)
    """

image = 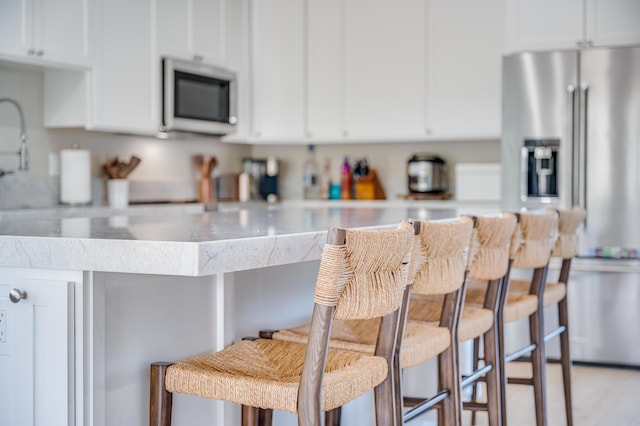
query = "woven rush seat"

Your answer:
(273, 318), (451, 368)
(407, 294), (494, 342)
(509, 278), (567, 307)
(466, 279), (538, 323)
(165, 339), (388, 413)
